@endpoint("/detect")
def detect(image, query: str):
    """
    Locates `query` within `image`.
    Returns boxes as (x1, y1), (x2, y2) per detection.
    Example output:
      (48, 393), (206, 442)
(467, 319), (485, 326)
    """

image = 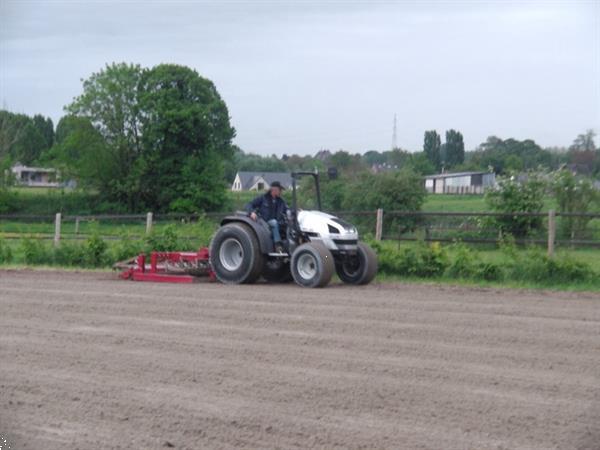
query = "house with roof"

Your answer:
(424, 171), (496, 194)
(11, 163), (61, 188)
(231, 171), (294, 192)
